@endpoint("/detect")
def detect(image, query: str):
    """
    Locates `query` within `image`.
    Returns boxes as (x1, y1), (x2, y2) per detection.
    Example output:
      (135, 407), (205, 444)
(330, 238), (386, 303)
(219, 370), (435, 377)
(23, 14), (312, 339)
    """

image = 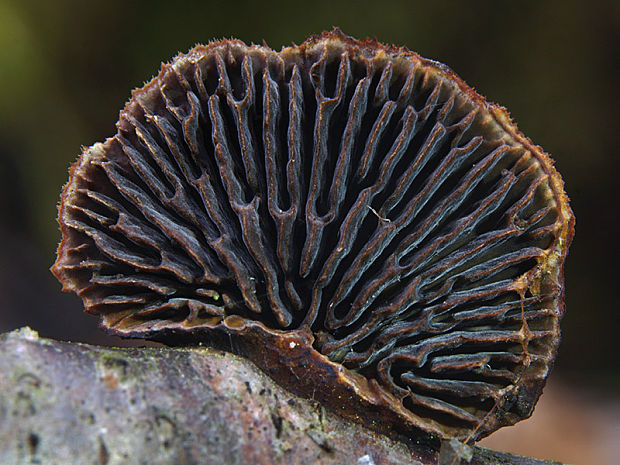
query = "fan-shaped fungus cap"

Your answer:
(52, 30), (574, 442)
